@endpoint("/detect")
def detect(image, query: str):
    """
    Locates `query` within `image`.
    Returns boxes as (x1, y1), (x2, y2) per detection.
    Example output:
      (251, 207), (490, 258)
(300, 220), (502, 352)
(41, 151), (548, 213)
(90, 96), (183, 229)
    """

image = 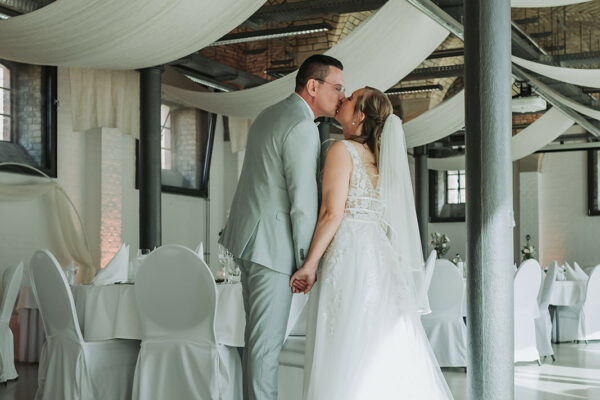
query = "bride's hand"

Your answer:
(290, 267), (317, 294)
